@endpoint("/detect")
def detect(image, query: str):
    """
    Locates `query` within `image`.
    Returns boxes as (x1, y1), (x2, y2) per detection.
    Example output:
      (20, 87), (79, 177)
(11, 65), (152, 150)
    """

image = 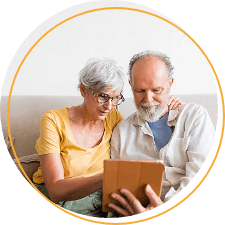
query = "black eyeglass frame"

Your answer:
(92, 91), (125, 106)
